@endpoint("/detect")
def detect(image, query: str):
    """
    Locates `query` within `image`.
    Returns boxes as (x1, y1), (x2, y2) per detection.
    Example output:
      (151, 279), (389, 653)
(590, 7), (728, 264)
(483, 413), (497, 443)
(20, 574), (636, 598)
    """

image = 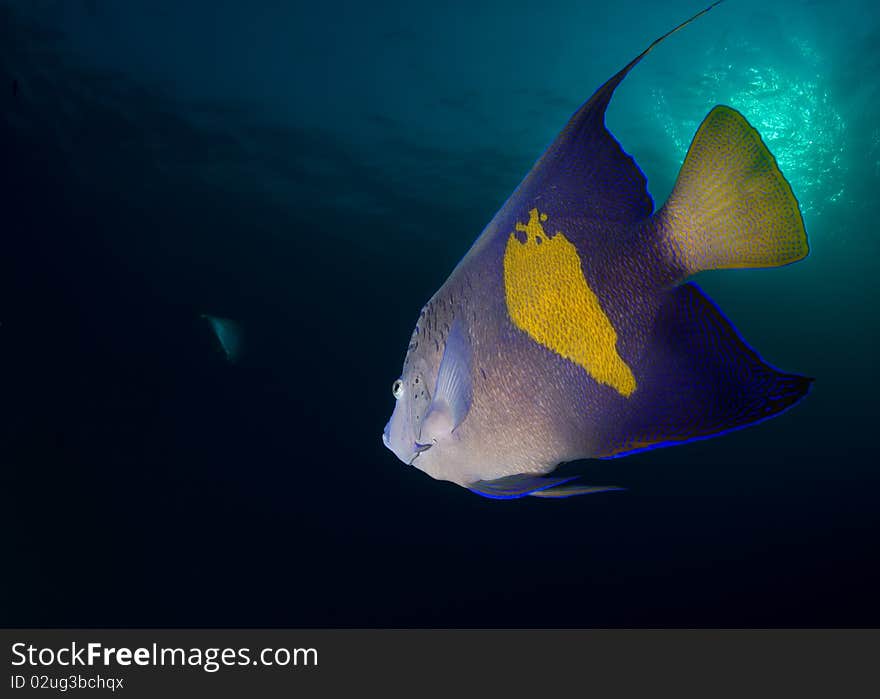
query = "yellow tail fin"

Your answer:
(659, 105), (808, 274)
